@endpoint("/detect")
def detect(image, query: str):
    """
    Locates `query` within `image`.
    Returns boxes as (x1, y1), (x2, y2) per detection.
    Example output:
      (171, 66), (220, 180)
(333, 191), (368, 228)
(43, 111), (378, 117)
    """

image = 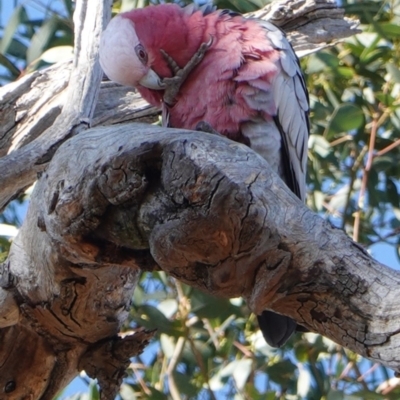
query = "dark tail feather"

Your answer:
(257, 311), (297, 348)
